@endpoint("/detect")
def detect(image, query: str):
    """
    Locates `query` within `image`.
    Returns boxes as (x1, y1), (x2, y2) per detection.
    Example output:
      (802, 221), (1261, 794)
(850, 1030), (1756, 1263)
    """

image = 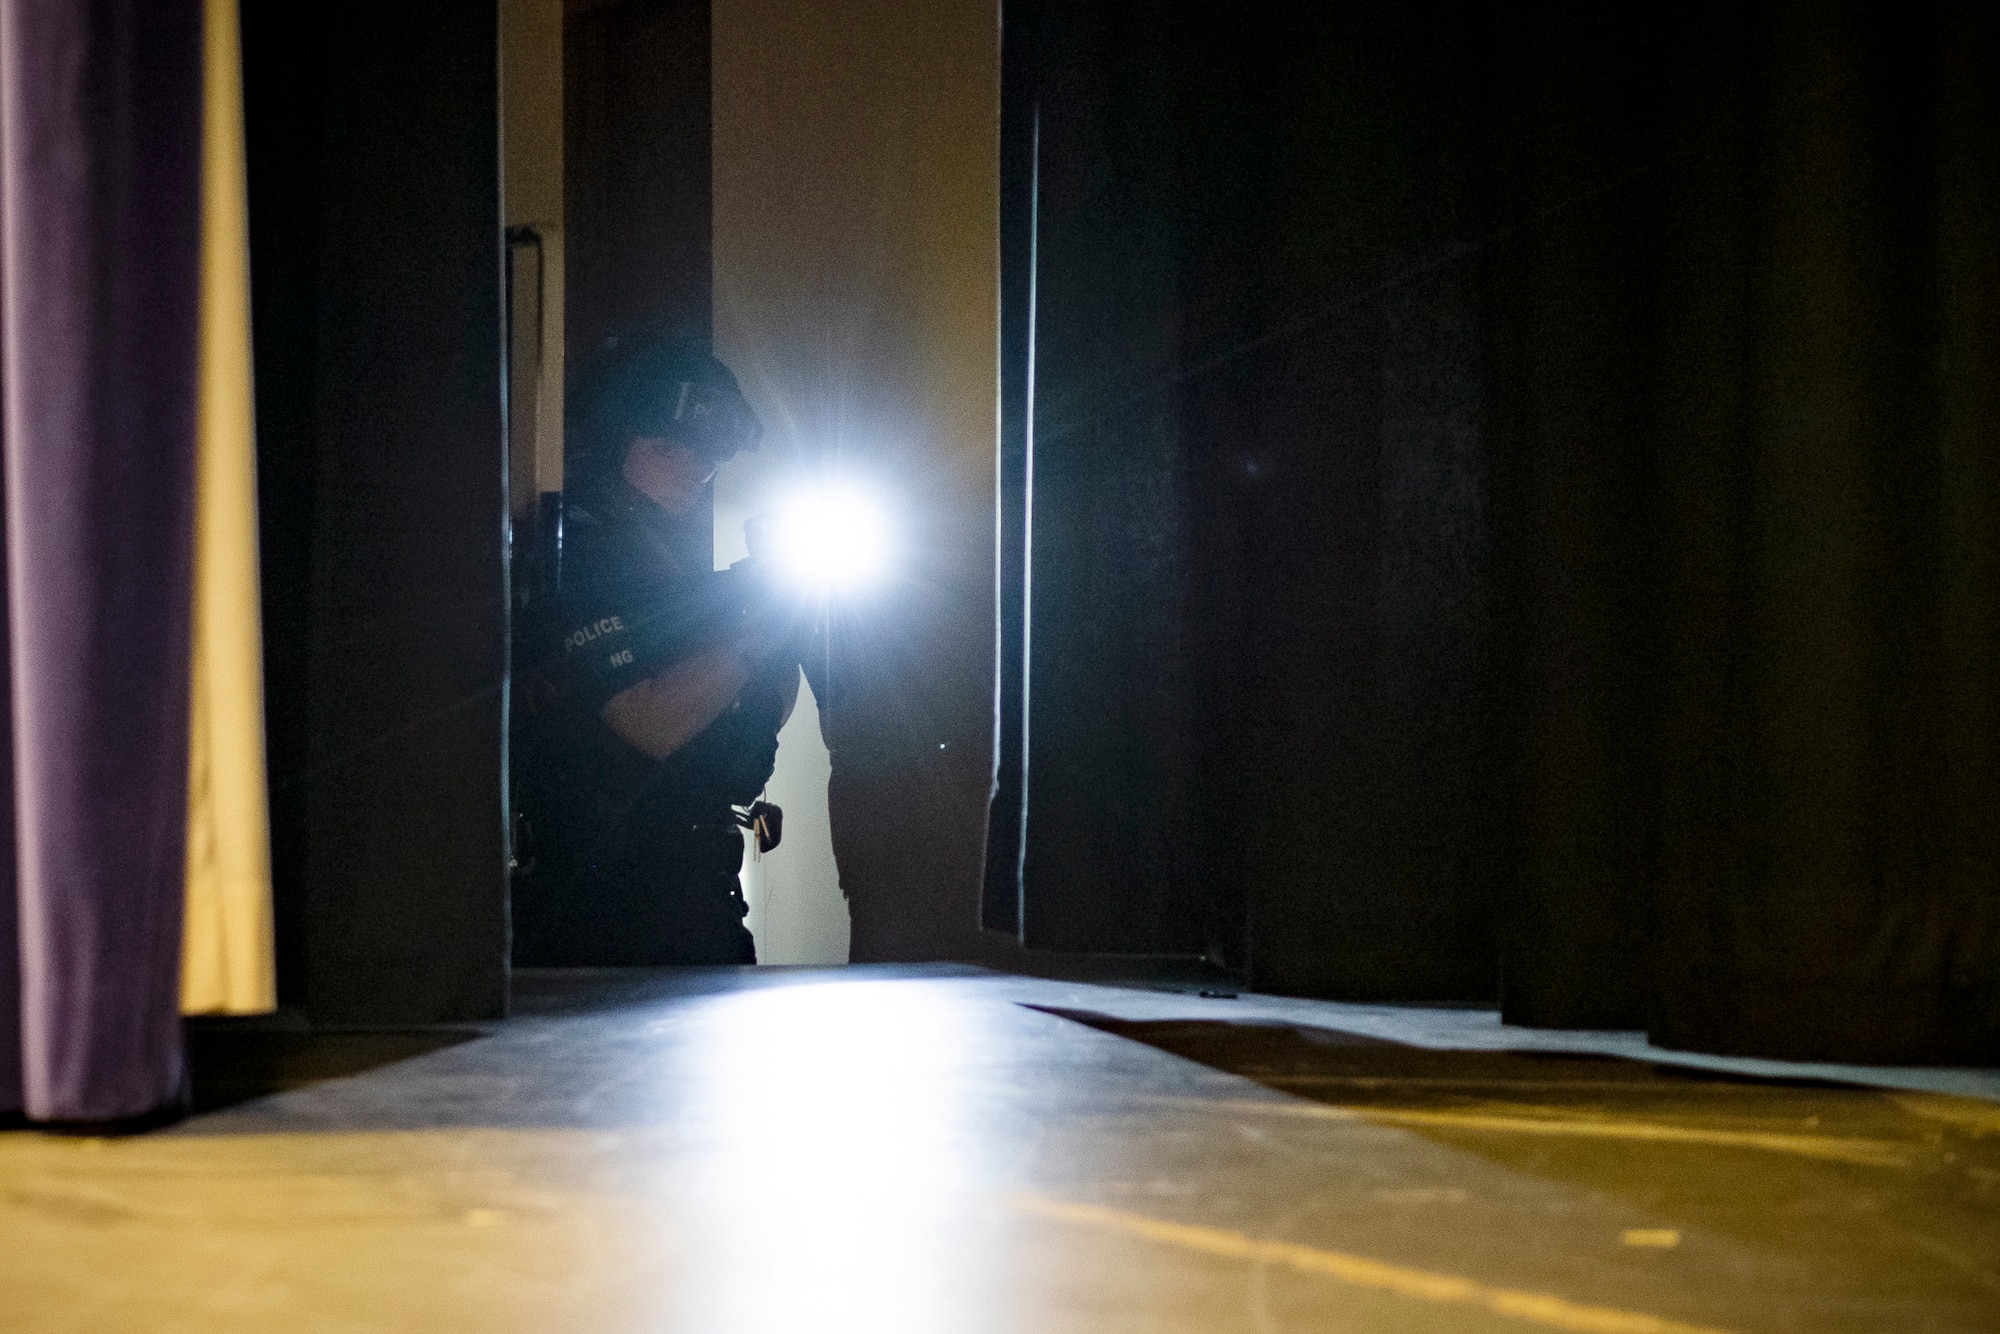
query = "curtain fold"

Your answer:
(1, 0), (206, 1120)
(181, 0), (275, 1017)
(1494, 1), (2000, 1063)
